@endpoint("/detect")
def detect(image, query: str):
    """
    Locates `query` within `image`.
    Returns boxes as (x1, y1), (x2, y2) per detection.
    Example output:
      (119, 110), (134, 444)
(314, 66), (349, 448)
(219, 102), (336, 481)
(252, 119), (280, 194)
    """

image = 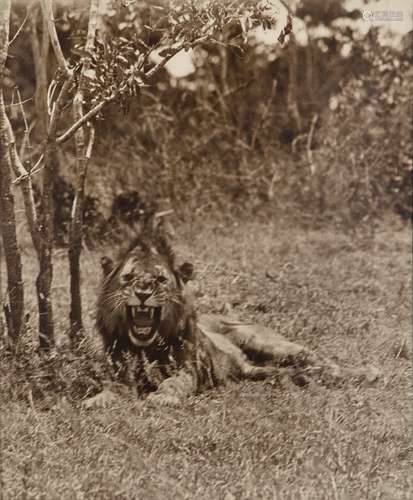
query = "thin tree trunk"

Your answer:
(0, 118), (24, 340)
(36, 169), (55, 349)
(305, 31), (314, 107)
(36, 86), (58, 348)
(0, 0), (24, 342)
(69, 126), (95, 340)
(35, 89), (56, 350)
(4, 83), (60, 349)
(287, 33), (301, 134)
(69, 0), (100, 344)
(30, 2), (49, 140)
(0, 241), (4, 338)
(35, 83), (68, 349)
(34, 0), (74, 349)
